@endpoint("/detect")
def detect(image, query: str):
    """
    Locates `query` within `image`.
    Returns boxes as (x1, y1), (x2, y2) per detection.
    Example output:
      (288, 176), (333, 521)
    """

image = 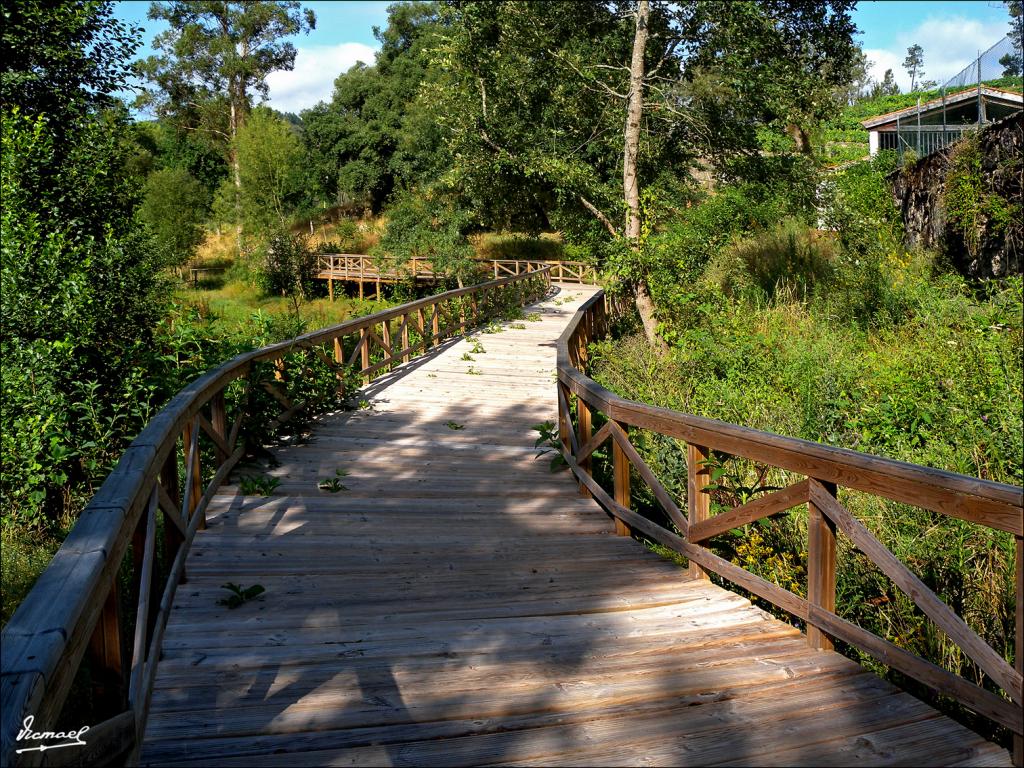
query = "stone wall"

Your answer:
(889, 112), (1022, 279)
